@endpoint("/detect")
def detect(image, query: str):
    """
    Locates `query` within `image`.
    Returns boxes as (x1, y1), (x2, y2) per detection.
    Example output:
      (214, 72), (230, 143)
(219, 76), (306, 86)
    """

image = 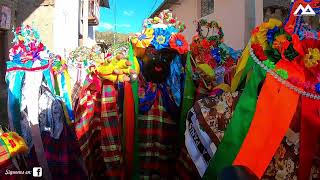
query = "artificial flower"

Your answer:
(273, 34), (288, 50)
(200, 39), (211, 49)
(211, 48), (222, 64)
(151, 28), (171, 50)
(266, 26), (280, 44)
(131, 28), (154, 48)
(315, 83), (320, 94)
(169, 33), (189, 54)
(166, 26), (179, 34)
(252, 26), (260, 35)
(284, 44), (299, 61)
(263, 60), (276, 69)
(190, 42), (200, 55)
(303, 48), (320, 68)
(276, 69), (289, 80)
(251, 43), (268, 61)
